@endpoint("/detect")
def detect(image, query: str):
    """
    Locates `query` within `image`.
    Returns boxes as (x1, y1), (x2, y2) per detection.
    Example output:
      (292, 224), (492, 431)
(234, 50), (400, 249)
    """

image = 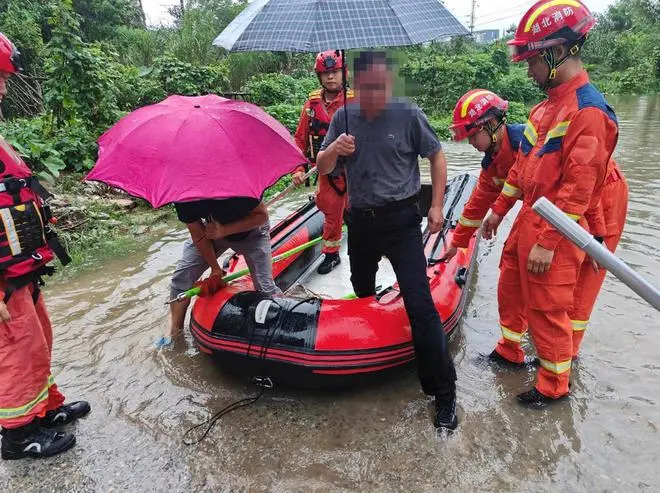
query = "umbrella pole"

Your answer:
(341, 49), (349, 134)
